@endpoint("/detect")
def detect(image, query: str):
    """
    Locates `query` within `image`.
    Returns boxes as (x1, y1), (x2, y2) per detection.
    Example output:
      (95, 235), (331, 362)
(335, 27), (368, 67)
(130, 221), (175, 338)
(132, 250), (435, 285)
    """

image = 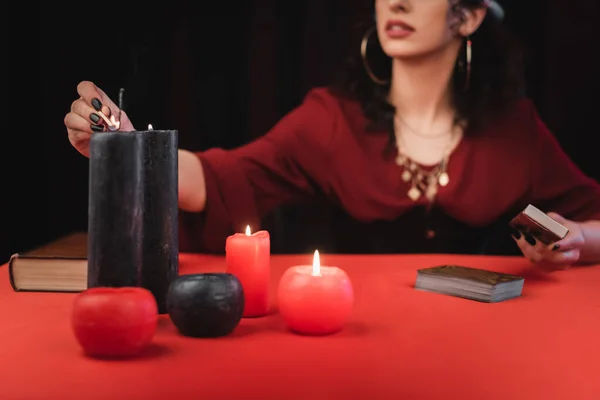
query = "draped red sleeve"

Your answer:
(179, 88), (336, 253)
